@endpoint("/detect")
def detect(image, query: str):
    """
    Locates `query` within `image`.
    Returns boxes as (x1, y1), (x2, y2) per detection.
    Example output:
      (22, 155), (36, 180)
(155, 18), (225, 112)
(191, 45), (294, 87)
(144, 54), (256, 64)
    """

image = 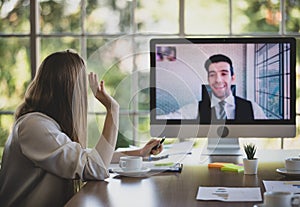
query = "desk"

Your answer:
(65, 149), (300, 207)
